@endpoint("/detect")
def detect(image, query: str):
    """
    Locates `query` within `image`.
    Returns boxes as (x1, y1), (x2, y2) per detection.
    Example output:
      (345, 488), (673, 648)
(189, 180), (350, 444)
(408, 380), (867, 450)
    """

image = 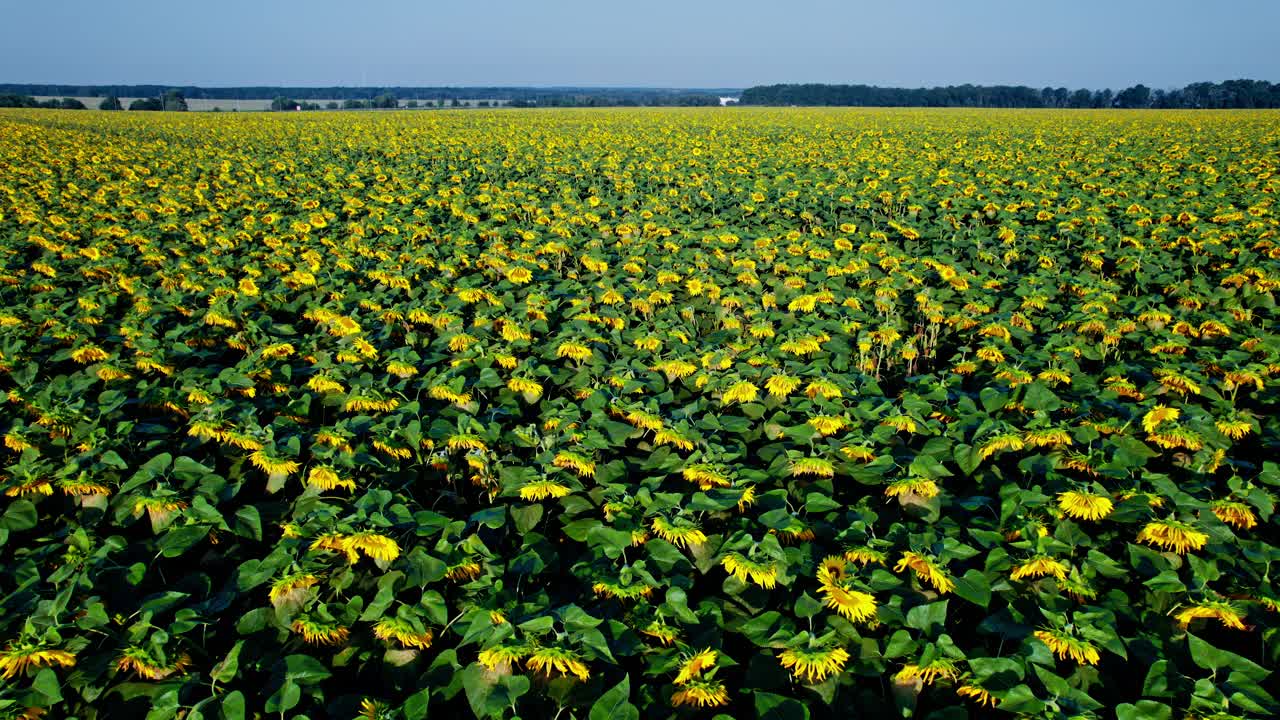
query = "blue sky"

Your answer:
(3, 0), (1278, 88)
